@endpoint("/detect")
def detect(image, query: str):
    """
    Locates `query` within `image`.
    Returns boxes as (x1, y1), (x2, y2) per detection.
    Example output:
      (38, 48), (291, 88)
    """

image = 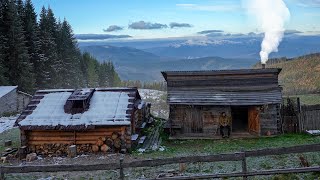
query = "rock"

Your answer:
(1, 156), (7, 163)
(26, 153), (38, 162)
